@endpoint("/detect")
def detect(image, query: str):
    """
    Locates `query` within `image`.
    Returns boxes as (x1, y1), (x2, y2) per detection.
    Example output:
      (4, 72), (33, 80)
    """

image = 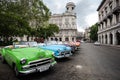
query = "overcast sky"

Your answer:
(43, 0), (102, 32)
